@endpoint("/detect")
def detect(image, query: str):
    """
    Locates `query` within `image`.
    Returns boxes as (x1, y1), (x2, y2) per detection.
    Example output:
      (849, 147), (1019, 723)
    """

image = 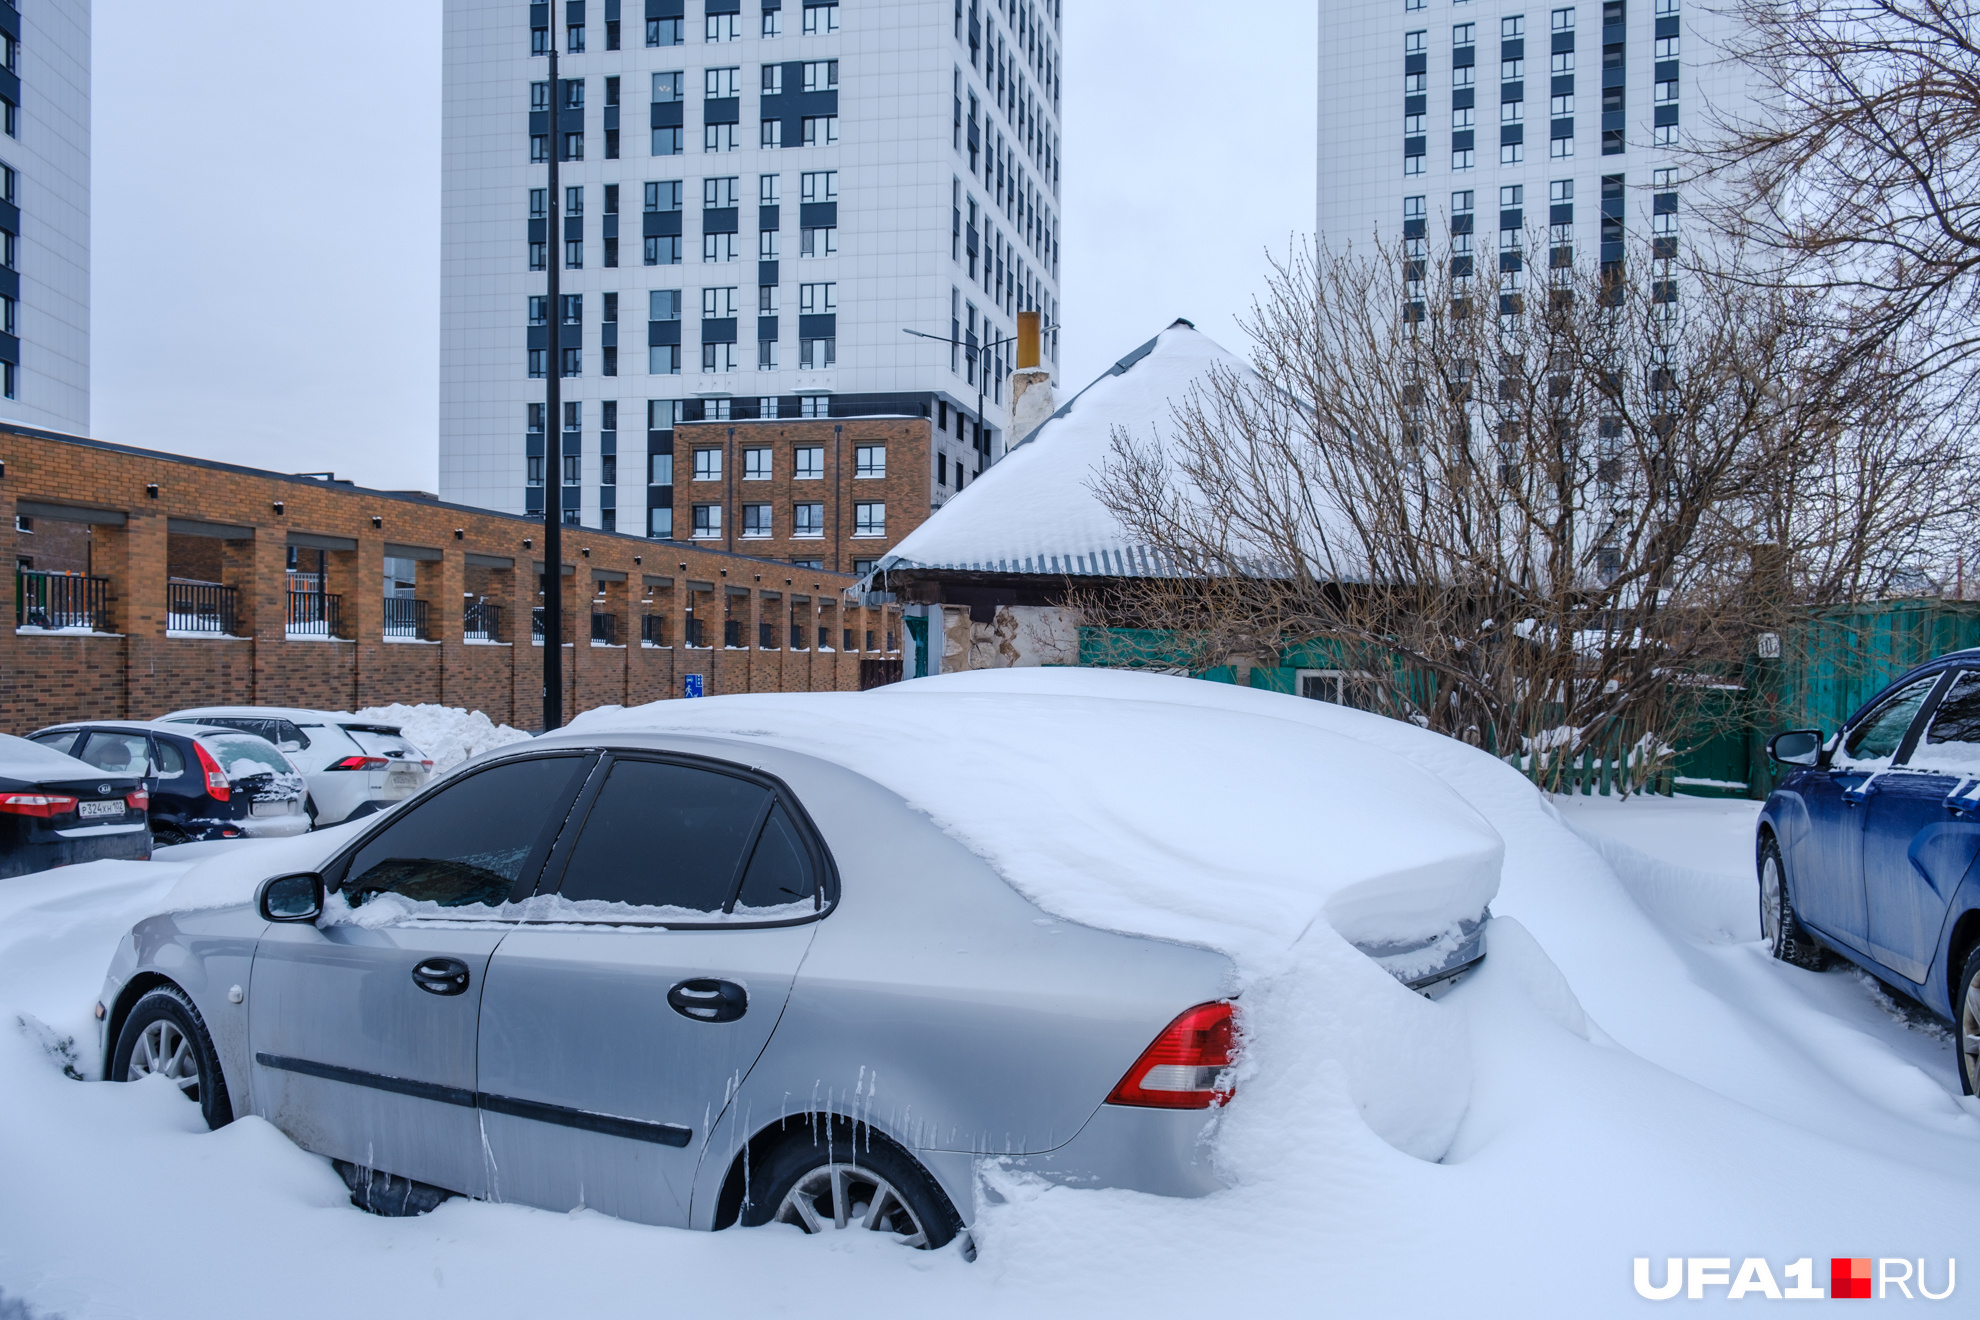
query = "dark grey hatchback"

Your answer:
(0, 732), (149, 878)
